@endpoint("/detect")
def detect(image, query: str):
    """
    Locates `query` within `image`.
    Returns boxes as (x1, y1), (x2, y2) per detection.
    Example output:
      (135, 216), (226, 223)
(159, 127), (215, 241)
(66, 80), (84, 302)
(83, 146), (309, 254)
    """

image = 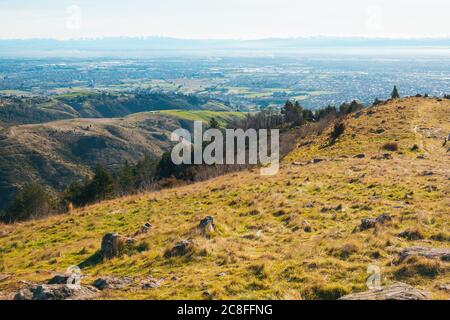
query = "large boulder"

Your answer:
(101, 233), (134, 259)
(397, 247), (450, 263)
(339, 282), (428, 300)
(198, 216), (215, 236)
(14, 284), (98, 300)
